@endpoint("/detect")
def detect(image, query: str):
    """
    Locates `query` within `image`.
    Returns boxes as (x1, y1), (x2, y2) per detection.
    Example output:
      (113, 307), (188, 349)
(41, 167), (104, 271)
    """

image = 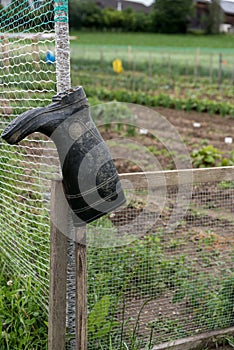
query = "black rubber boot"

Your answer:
(1, 86), (126, 226)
